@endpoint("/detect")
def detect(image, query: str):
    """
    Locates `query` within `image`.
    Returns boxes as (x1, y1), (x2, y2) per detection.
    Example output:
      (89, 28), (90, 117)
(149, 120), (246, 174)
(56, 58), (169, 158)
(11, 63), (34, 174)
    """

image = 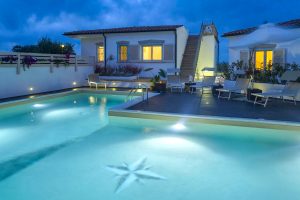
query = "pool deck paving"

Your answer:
(128, 92), (300, 123)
